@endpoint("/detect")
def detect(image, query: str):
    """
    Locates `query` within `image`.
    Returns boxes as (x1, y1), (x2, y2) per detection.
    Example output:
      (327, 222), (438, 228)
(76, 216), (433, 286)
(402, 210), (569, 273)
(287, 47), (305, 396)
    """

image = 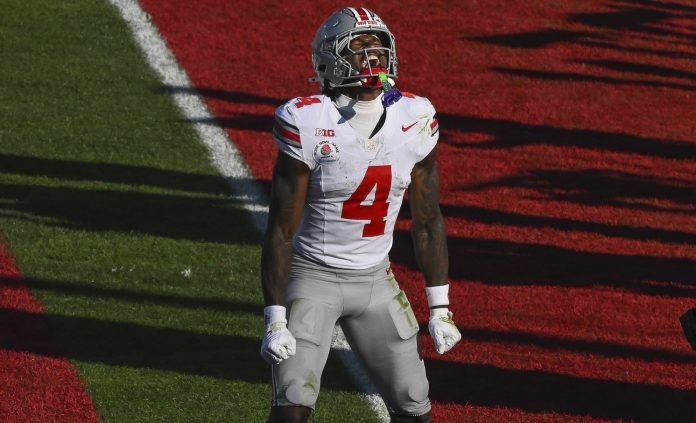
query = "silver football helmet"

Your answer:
(311, 7), (397, 90)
